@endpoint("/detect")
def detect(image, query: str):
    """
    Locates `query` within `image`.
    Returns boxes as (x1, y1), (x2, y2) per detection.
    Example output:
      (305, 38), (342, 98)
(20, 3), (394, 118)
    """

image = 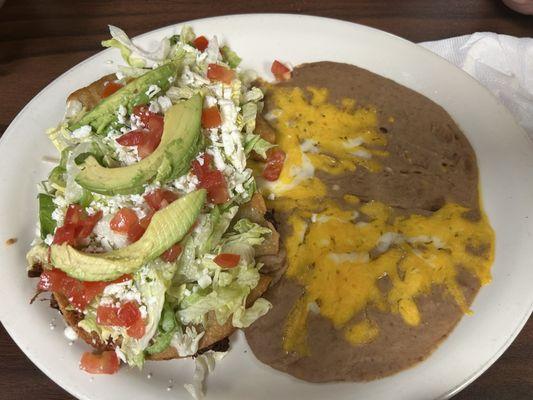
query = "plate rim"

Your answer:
(1, 13), (531, 400)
